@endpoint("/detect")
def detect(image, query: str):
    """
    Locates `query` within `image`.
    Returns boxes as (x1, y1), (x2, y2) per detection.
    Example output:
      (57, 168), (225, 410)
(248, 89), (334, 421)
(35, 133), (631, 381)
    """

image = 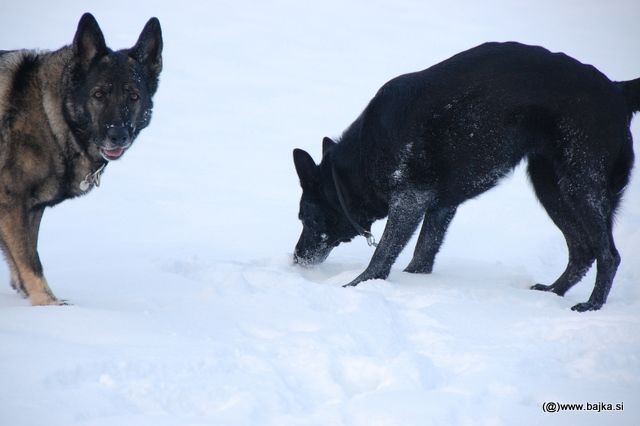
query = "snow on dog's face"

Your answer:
(292, 148), (358, 266)
(63, 13), (162, 161)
